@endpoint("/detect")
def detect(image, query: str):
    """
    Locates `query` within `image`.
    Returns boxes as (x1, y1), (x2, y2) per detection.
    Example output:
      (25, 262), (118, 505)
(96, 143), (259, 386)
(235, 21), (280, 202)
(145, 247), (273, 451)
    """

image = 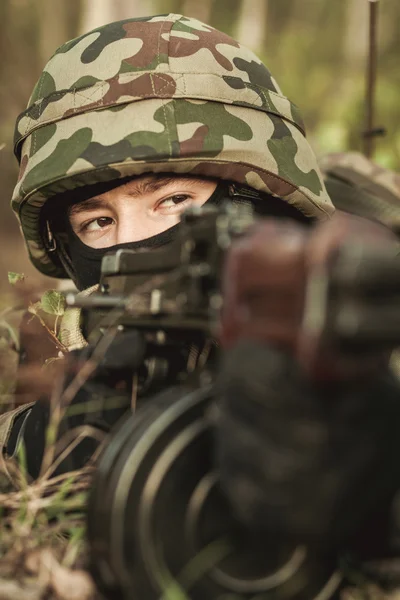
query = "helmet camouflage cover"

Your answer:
(12, 13), (334, 278)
